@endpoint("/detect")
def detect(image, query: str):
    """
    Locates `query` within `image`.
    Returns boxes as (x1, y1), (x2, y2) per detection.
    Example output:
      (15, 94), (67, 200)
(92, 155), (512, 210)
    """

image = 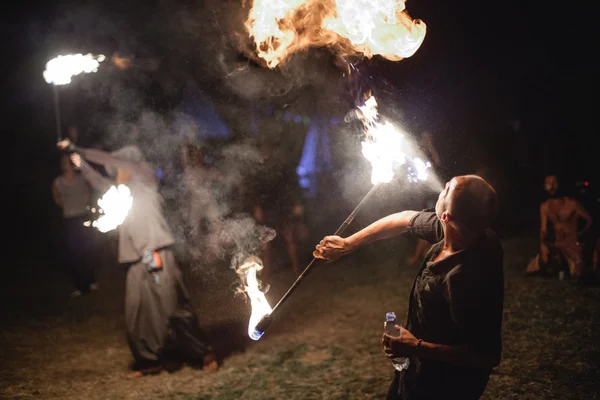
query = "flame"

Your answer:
(43, 53), (106, 85)
(244, 0), (426, 68)
(356, 95), (429, 184)
(236, 257), (273, 340)
(85, 184), (133, 233)
(408, 157), (431, 182)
